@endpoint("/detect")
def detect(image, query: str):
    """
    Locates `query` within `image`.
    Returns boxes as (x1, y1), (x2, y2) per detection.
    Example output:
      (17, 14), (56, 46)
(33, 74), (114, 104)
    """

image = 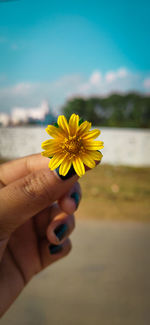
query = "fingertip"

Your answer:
(59, 196), (77, 215)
